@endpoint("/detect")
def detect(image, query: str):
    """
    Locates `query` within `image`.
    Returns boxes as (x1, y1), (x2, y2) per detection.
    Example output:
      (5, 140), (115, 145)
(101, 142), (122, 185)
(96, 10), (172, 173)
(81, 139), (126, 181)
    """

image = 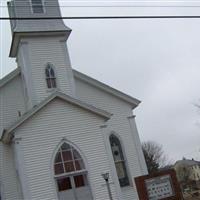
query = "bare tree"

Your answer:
(142, 141), (169, 174)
